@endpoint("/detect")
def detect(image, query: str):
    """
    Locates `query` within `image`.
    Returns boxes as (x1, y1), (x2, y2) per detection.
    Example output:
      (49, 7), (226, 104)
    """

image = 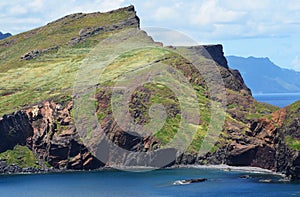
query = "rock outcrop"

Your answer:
(0, 5), (299, 181)
(27, 101), (104, 170)
(188, 45), (228, 69)
(21, 46), (58, 60)
(186, 45), (251, 95)
(0, 111), (33, 153)
(191, 105), (300, 180)
(0, 101), (104, 171)
(69, 5), (139, 45)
